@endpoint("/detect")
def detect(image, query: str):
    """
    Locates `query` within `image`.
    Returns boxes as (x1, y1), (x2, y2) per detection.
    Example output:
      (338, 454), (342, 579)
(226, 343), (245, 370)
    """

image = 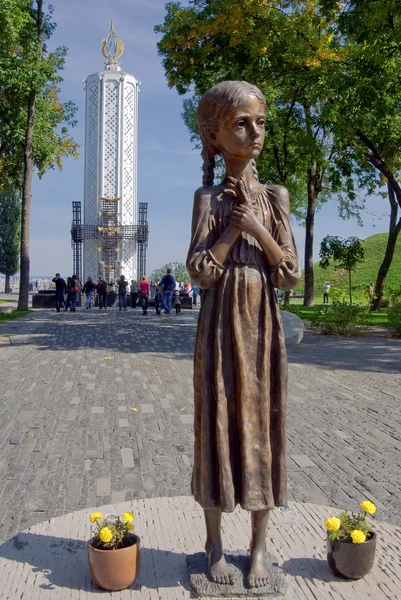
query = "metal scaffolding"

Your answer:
(71, 199), (149, 282)
(71, 201), (83, 282)
(137, 202), (148, 280)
